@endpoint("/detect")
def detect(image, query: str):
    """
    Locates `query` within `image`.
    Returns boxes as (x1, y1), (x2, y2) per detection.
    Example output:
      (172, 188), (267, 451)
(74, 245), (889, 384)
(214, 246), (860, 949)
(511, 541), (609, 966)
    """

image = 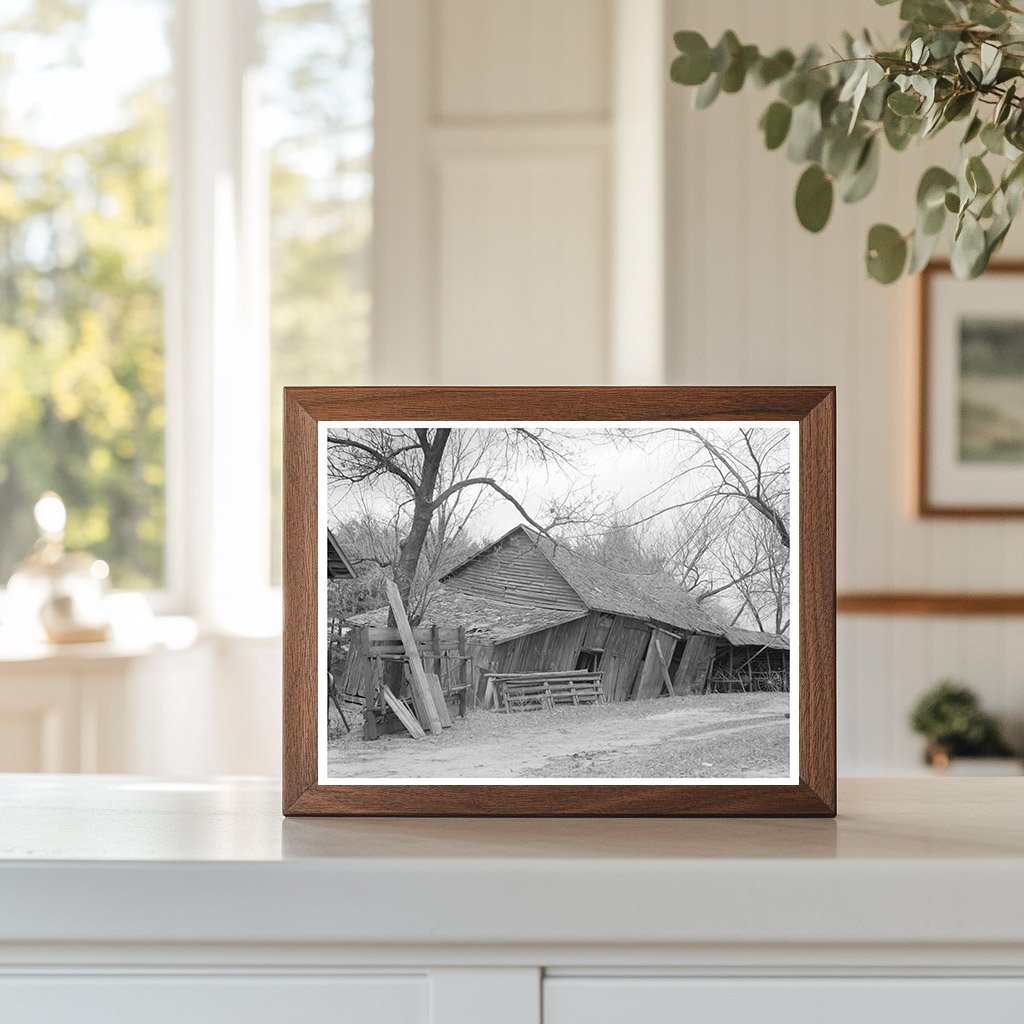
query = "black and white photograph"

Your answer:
(318, 422), (797, 784)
